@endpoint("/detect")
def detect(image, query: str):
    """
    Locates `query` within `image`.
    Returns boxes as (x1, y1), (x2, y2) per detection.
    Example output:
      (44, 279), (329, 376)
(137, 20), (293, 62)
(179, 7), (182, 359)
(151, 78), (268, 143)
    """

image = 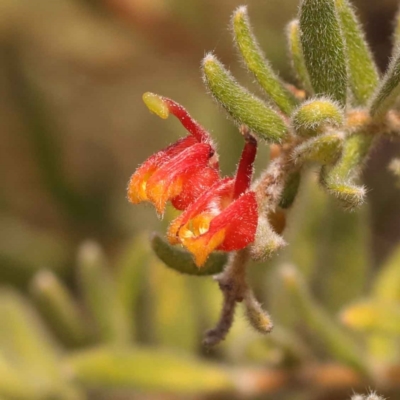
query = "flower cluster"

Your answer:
(128, 93), (258, 266)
